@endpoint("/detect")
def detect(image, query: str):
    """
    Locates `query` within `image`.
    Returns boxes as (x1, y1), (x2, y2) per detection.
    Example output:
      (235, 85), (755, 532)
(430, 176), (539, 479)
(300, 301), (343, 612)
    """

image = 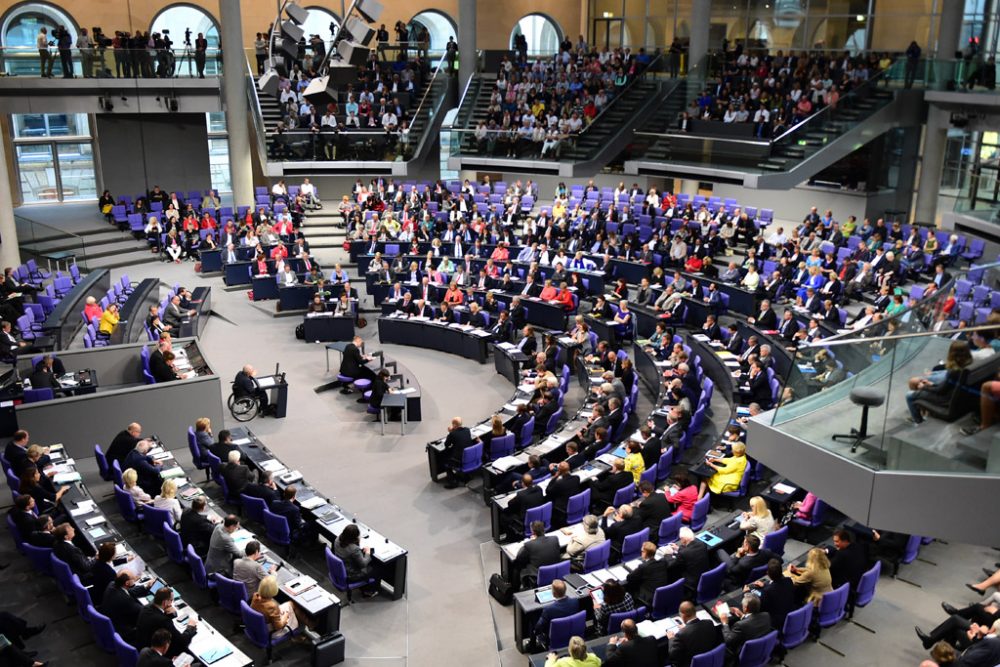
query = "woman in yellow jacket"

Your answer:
(786, 547), (834, 606)
(698, 442), (748, 498)
(623, 441), (645, 484)
(545, 636), (601, 667)
(97, 303), (120, 338)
